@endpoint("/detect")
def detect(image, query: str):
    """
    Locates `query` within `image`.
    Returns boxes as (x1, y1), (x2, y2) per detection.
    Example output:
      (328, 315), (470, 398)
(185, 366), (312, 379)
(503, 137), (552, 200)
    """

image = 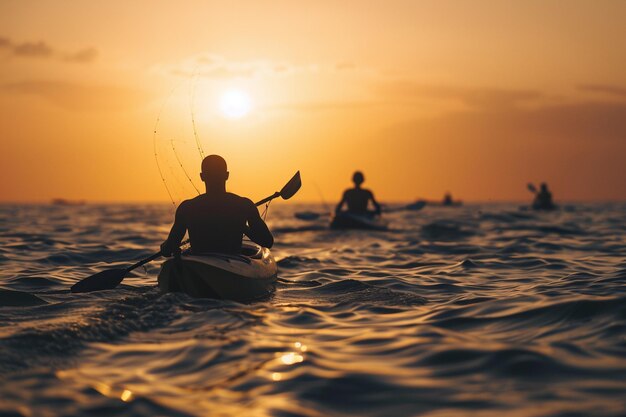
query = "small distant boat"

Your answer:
(51, 198), (86, 206)
(330, 212), (389, 231)
(410, 199), (463, 208)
